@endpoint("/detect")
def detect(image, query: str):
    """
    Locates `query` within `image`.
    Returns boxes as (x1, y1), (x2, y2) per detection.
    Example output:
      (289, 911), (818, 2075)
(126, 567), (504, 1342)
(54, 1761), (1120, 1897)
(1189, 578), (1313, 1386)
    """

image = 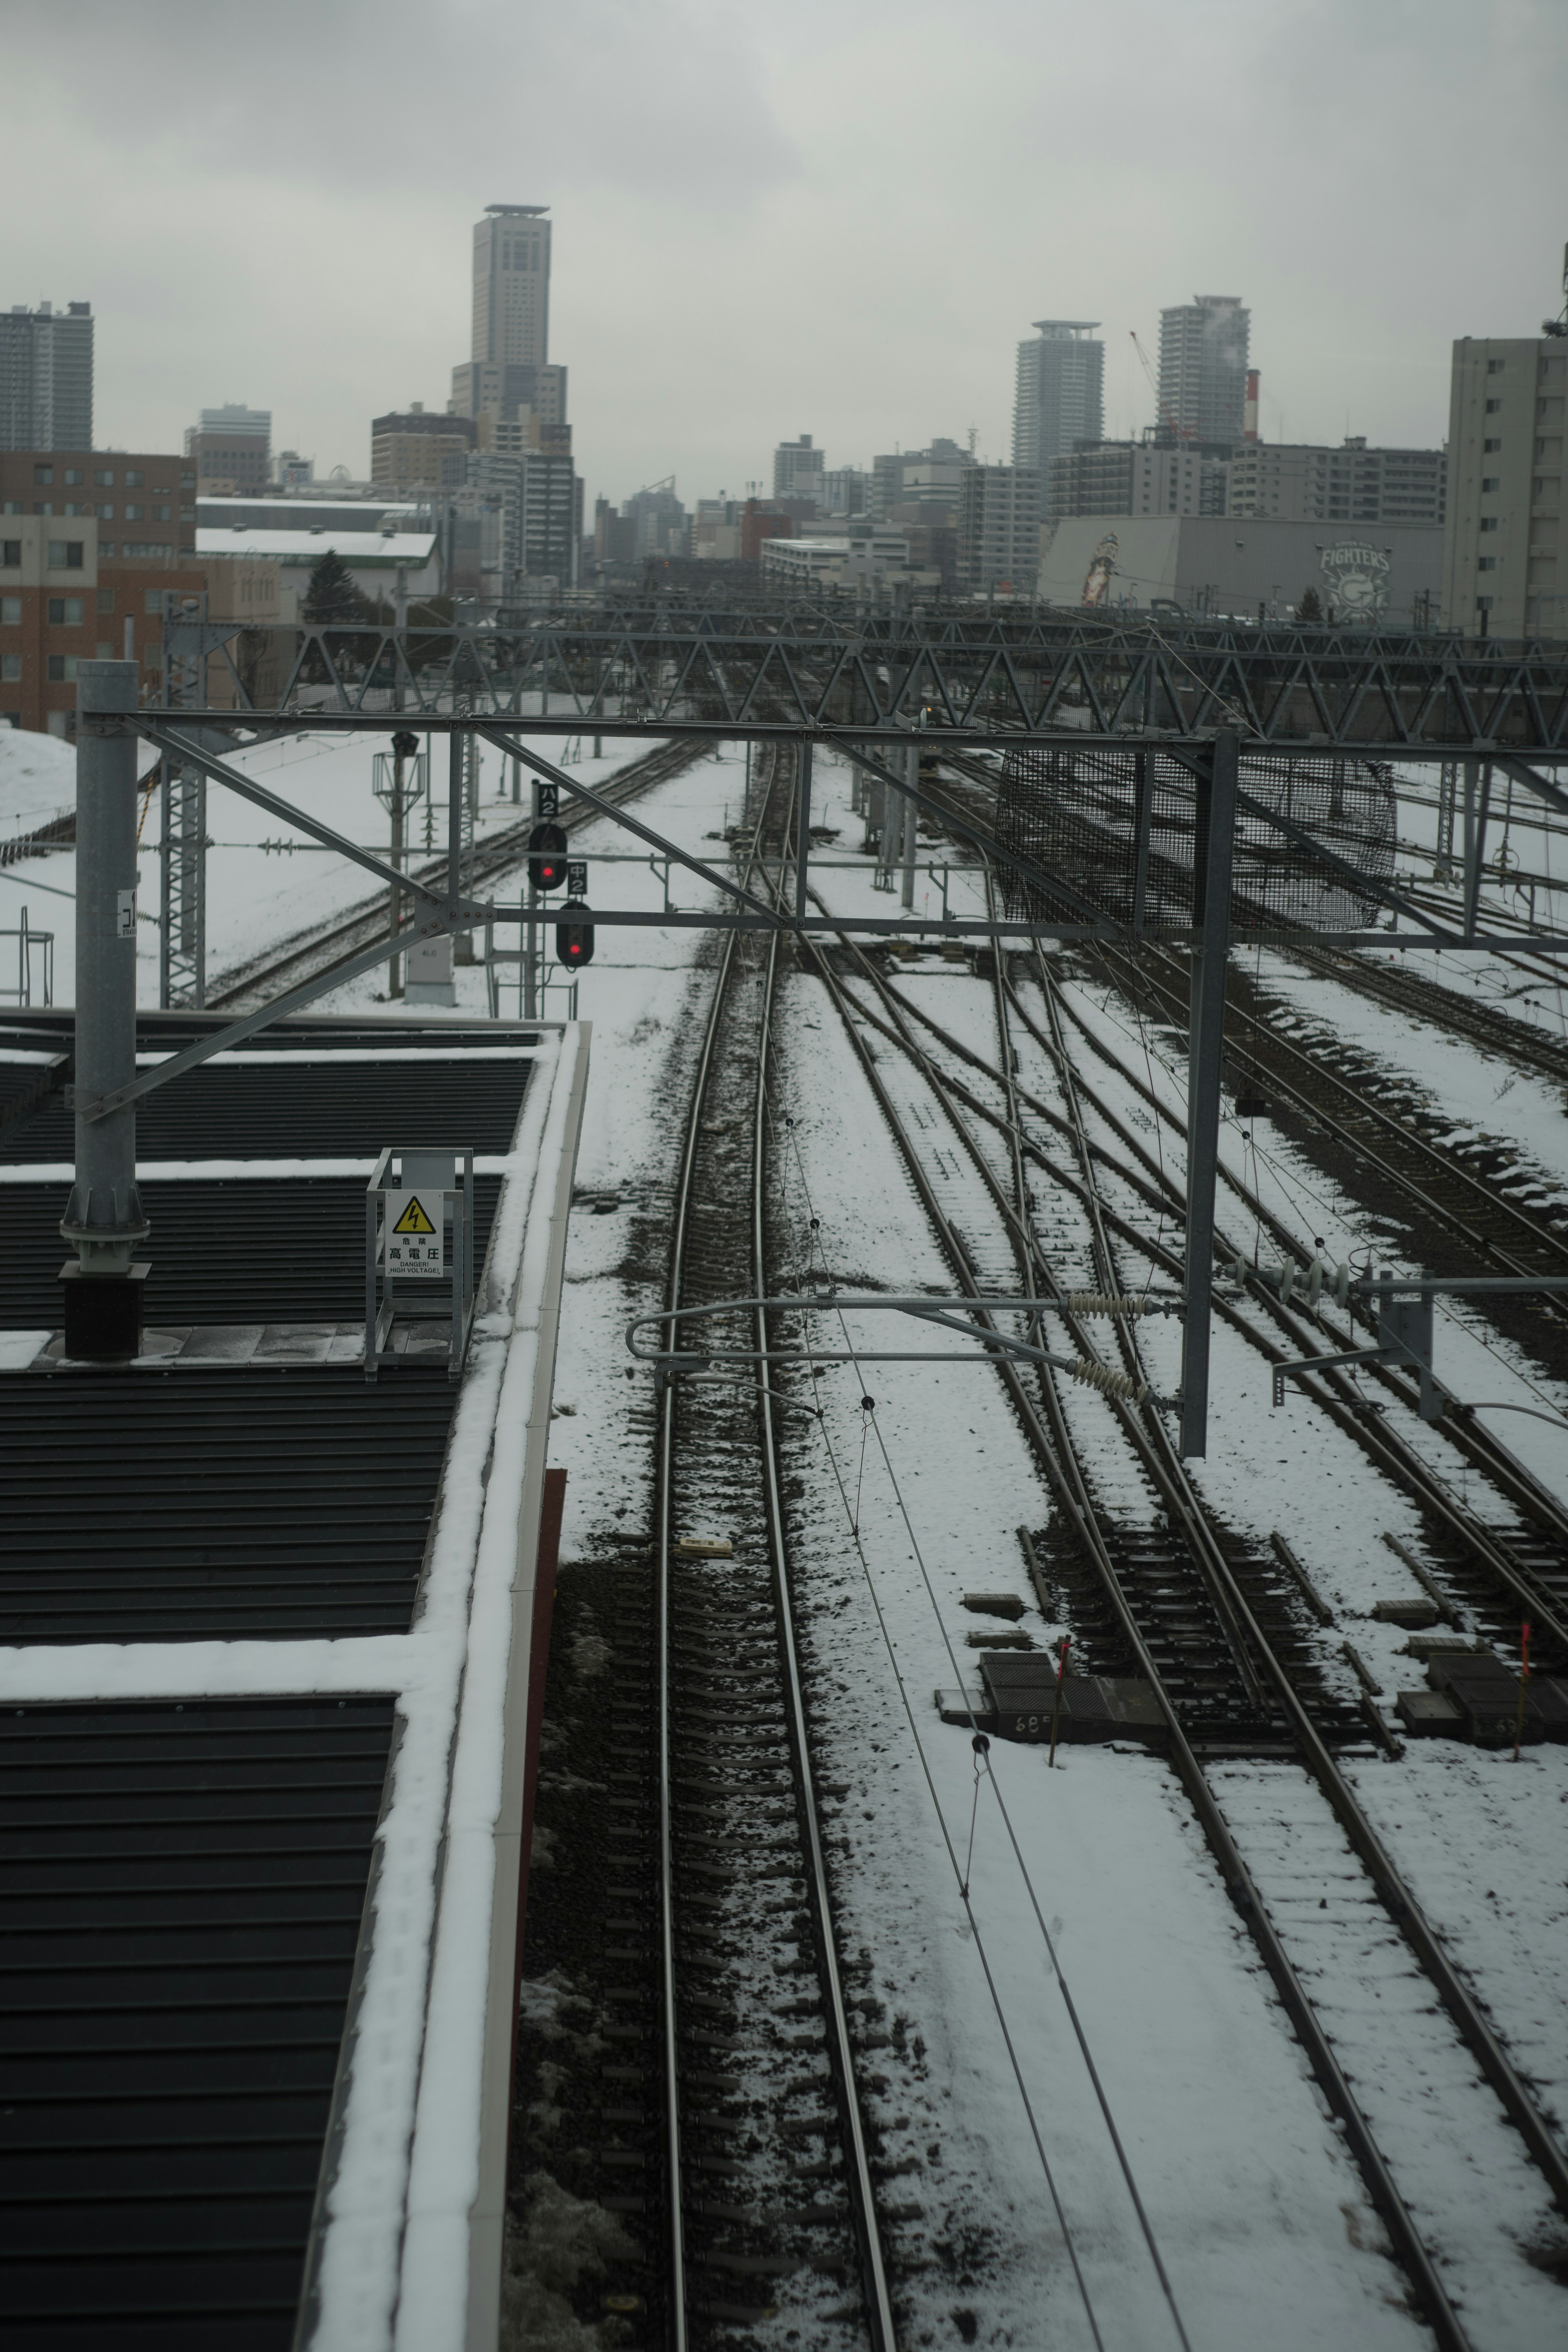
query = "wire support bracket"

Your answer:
(628, 1292), (1180, 1405)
